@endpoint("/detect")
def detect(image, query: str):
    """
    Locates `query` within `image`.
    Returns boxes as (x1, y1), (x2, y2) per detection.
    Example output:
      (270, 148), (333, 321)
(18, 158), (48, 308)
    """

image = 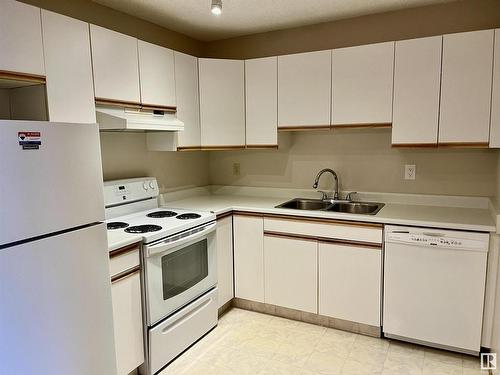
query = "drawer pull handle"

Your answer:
(161, 298), (212, 334)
